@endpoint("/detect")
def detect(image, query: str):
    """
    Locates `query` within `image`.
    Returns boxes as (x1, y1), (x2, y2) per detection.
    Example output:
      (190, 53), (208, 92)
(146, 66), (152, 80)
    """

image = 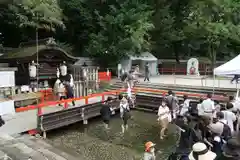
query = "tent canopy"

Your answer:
(214, 54), (240, 75)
